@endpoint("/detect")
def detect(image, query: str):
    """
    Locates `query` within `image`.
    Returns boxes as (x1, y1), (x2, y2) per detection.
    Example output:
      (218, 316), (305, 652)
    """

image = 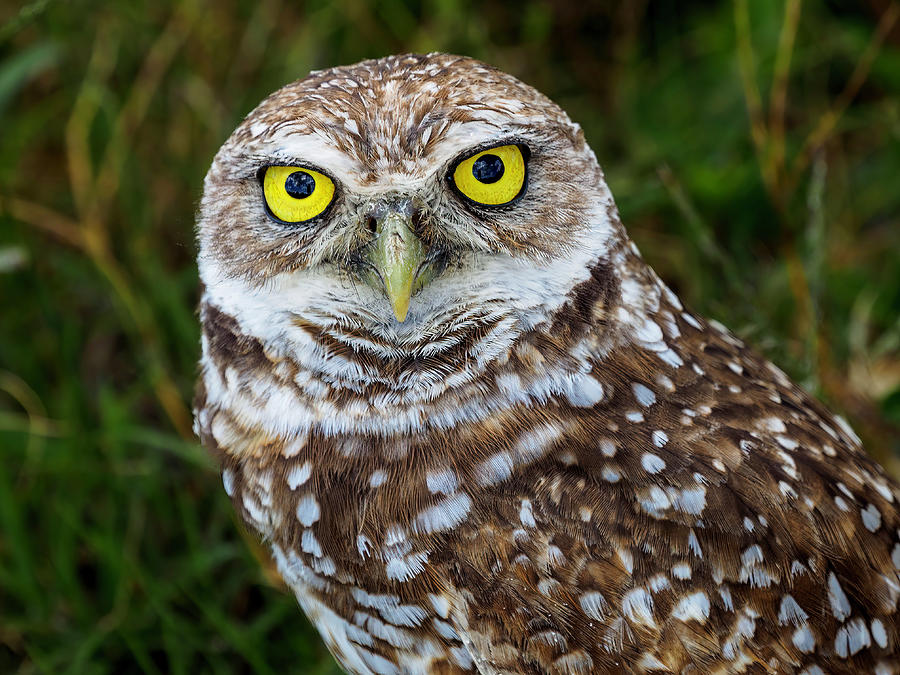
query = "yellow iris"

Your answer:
(263, 166), (335, 223)
(451, 144), (526, 206)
